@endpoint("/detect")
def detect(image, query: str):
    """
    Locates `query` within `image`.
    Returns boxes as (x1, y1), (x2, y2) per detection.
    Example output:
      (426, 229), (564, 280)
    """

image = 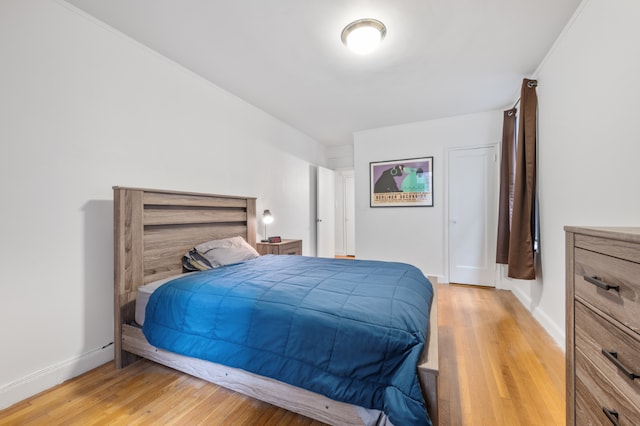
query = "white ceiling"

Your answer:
(65, 0), (582, 146)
